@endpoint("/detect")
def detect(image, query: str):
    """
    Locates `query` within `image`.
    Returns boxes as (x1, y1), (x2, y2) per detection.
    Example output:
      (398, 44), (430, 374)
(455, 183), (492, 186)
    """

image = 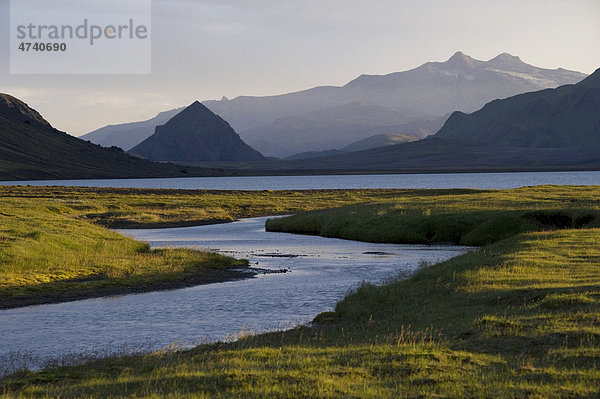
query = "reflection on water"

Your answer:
(0, 217), (469, 373)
